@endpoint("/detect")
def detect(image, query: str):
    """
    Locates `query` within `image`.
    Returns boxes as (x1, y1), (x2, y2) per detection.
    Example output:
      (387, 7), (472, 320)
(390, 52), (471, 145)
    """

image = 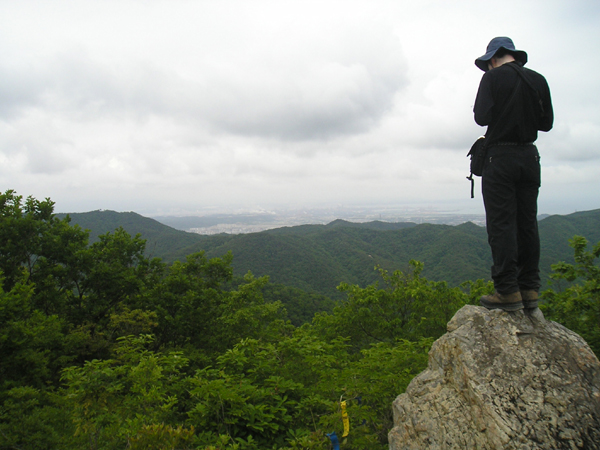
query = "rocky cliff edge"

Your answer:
(388, 306), (600, 450)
